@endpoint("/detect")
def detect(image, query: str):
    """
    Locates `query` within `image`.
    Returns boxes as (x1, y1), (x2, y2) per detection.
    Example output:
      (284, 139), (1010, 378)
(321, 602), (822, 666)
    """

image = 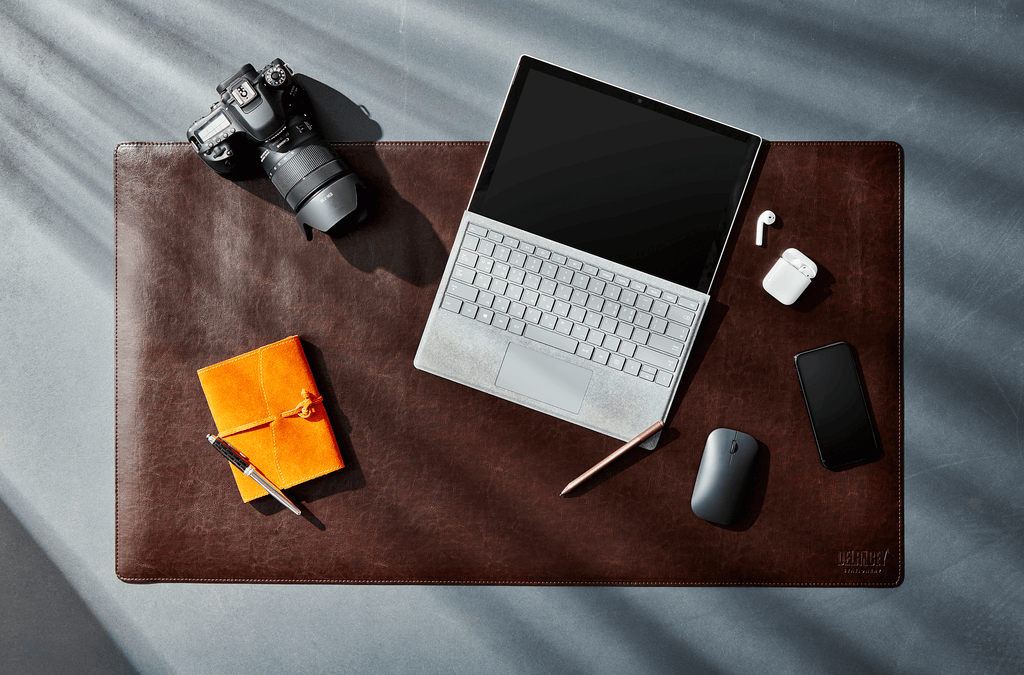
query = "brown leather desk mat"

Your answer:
(115, 141), (903, 586)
